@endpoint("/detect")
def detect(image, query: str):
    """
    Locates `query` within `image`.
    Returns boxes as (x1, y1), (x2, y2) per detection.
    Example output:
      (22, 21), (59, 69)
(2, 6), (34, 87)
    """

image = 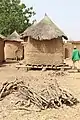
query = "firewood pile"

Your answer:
(0, 79), (79, 111)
